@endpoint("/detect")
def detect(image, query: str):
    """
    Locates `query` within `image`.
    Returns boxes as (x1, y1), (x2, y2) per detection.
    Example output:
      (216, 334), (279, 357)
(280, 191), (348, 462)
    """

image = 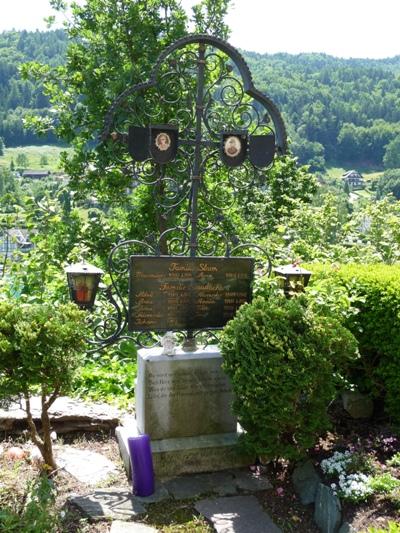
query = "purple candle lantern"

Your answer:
(127, 434), (155, 497)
